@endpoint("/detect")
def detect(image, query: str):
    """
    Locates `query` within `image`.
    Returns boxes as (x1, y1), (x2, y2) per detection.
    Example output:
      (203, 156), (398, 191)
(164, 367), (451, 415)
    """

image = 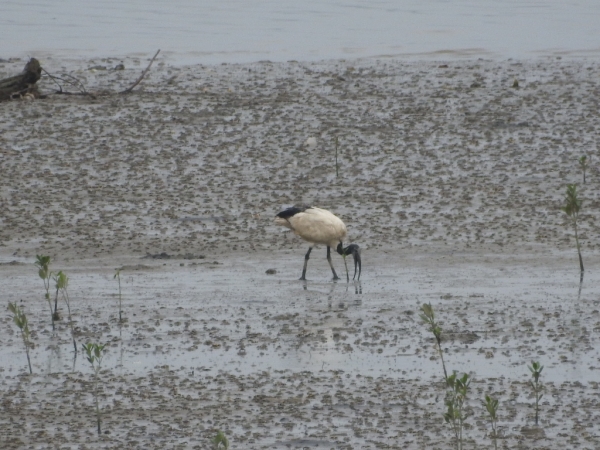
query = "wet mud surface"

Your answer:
(1, 56), (600, 448)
